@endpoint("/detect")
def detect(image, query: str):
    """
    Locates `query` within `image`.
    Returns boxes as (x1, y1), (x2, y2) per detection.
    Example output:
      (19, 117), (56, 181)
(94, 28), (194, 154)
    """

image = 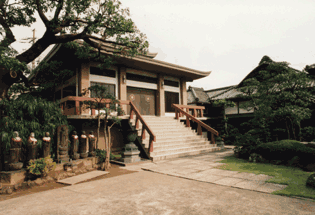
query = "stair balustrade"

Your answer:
(59, 96), (156, 152)
(172, 104), (219, 145)
(129, 102), (156, 153)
